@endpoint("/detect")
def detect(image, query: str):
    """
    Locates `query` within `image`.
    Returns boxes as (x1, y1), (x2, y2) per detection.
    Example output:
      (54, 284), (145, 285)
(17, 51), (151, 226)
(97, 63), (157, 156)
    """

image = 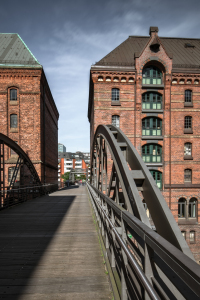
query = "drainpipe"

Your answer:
(43, 84), (46, 184)
(134, 70), (137, 147)
(169, 74), (172, 209)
